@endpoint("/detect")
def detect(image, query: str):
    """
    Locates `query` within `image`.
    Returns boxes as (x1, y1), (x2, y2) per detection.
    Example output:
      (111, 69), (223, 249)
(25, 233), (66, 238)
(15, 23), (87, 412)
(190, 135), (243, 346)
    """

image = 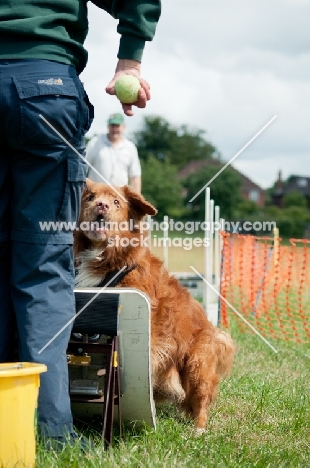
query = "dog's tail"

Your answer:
(214, 330), (235, 378)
